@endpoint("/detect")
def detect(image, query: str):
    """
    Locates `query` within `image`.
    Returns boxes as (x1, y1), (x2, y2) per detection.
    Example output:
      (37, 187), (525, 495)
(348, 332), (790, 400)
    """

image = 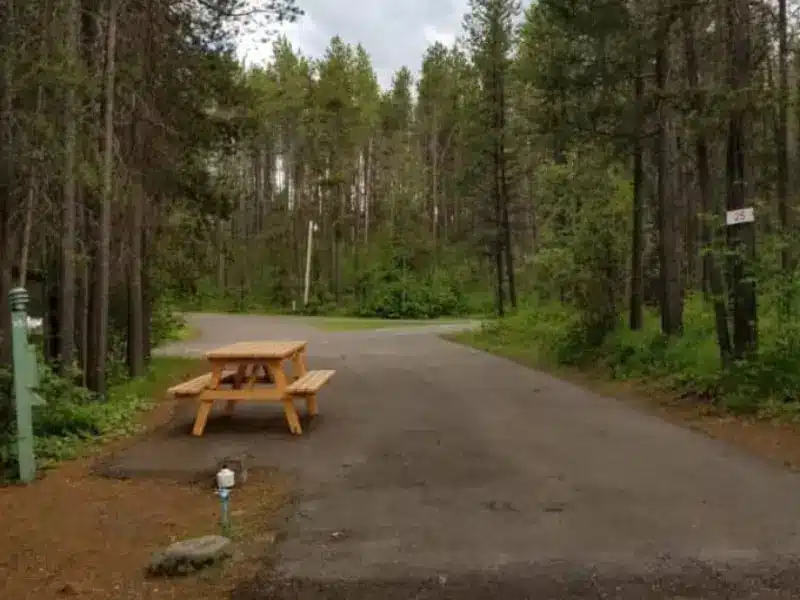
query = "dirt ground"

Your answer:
(0, 375), (289, 600)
